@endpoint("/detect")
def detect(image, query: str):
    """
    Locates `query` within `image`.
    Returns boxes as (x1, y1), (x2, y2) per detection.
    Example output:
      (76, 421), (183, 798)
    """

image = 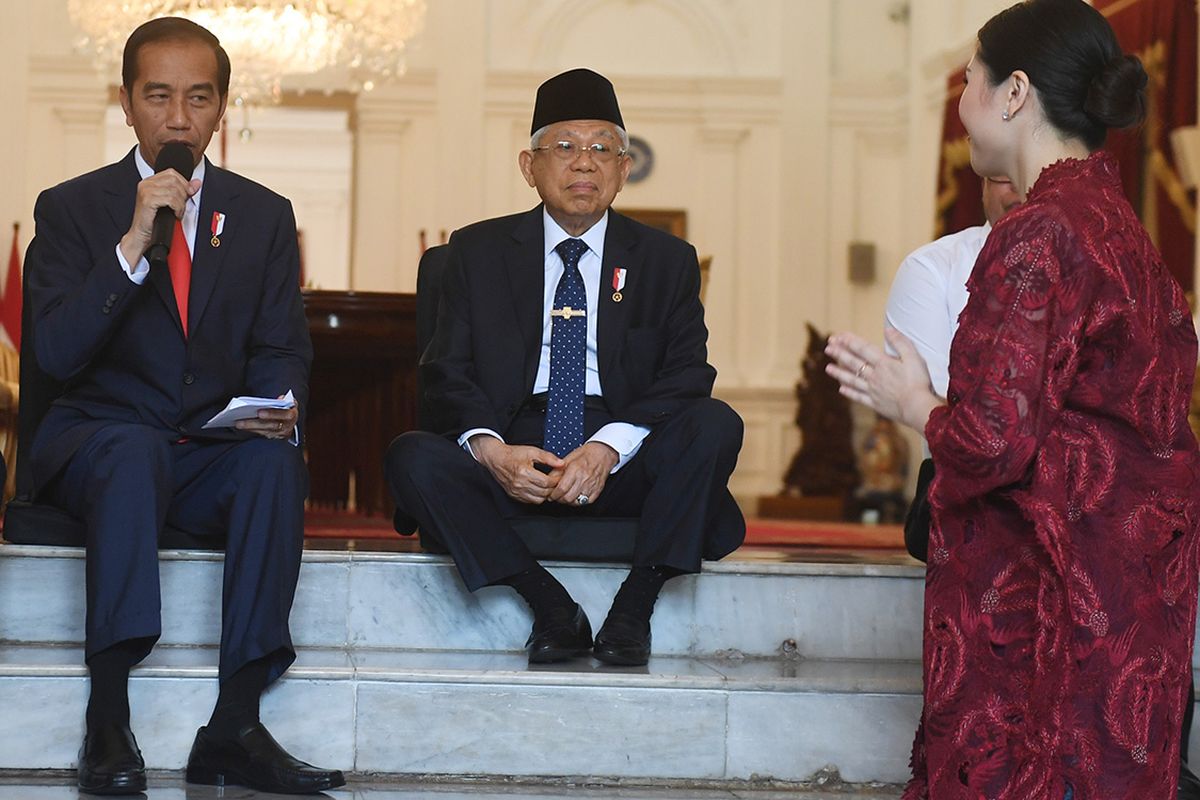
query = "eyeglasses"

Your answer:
(530, 140), (628, 164)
